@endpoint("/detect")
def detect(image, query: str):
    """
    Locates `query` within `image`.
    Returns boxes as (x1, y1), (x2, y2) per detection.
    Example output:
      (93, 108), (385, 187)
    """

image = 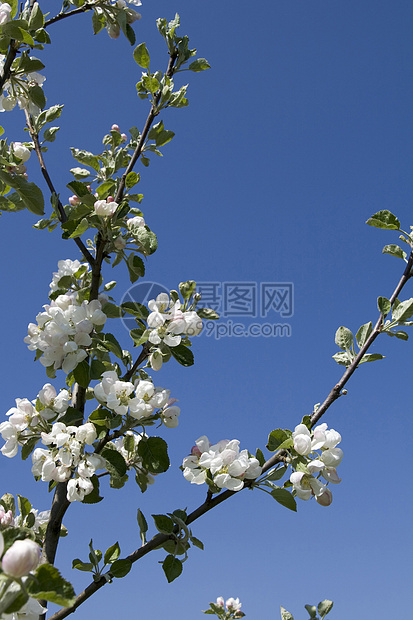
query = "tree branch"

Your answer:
(24, 111), (96, 266)
(46, 250), (413, 620)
